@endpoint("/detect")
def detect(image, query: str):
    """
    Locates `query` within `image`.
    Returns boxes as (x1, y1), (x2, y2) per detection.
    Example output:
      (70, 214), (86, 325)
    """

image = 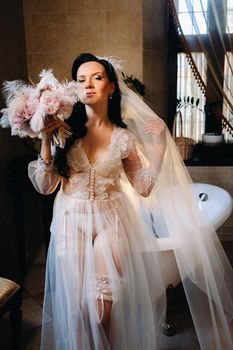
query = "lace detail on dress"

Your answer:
(67, 127), (134, 174)
(37, 154), (54, 171)
(67, 141), (89, 172)
(95, 274), (112, 322)
(96, 275), (112, 300)
(137, 168), (156, 184)
(95, 176), (115, 197)
(69, 173), (89, 188)
(64, 127), (136, 200)
(109, 127), (134, 161)
(95, 273), (123, 322)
